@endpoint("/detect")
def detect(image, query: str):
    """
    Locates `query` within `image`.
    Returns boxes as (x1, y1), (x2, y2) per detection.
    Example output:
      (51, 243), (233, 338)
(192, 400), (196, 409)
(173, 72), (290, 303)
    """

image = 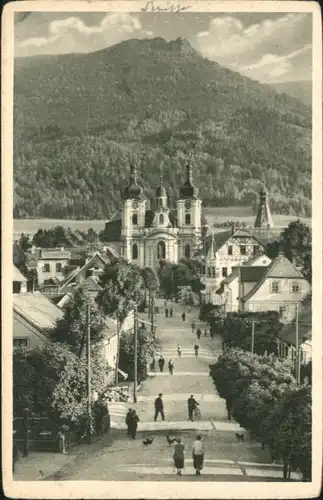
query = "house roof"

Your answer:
(232, 266), (268, 283)
(13, 291), (63, 334)
(244, 252), (269, 266)
(79, 276), (102, 292)
(241, 253), (306, 301)
(63, 252), (107, 287)
(279, 301), (312, 346)
(13, 265), (27, 282)
(40, 249), (71, 260)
